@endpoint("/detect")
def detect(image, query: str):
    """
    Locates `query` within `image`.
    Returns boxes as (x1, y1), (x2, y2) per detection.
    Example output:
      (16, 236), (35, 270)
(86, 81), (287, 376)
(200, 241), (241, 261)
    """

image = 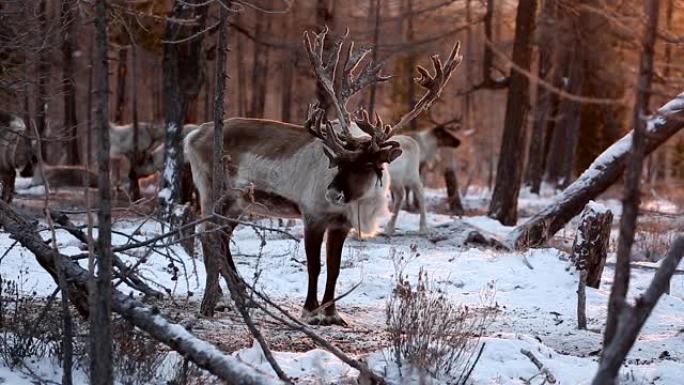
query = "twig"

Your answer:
(520, 348), (557, 384)
(242, 281), (386, 384)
